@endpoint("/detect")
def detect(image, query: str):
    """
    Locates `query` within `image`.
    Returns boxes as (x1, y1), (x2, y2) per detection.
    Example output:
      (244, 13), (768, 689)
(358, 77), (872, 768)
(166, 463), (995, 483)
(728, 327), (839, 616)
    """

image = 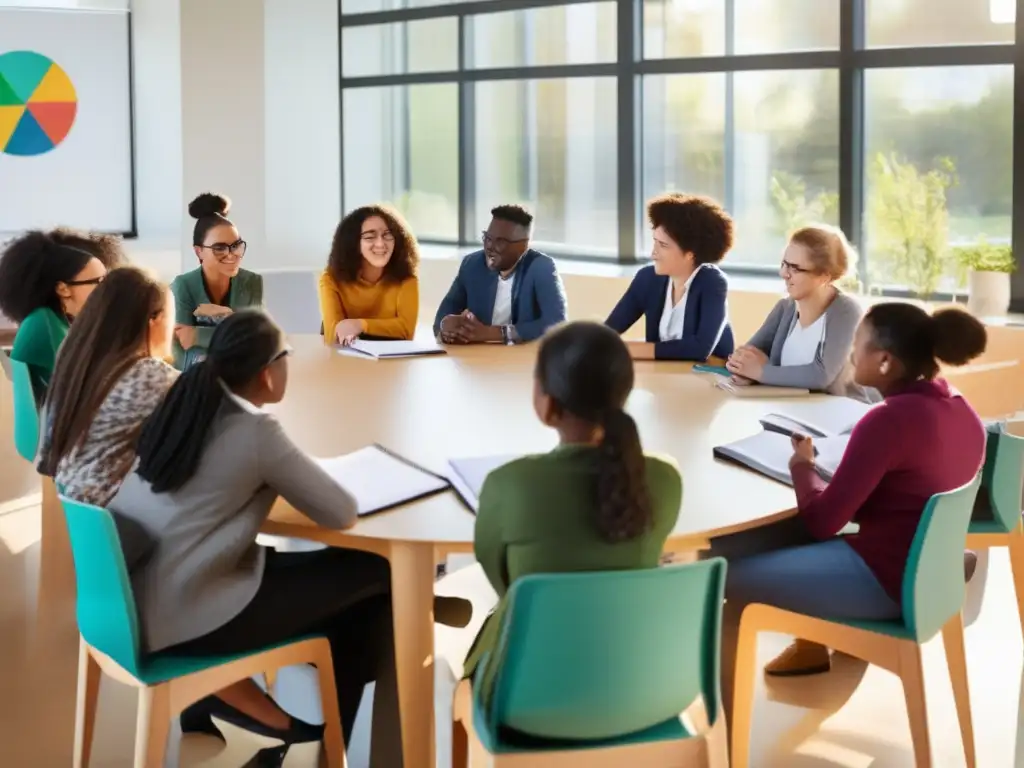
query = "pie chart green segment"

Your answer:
(0, 50), (78, 157)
